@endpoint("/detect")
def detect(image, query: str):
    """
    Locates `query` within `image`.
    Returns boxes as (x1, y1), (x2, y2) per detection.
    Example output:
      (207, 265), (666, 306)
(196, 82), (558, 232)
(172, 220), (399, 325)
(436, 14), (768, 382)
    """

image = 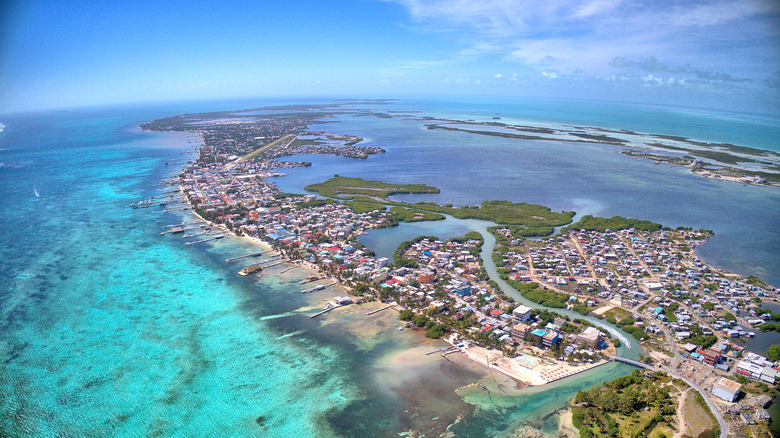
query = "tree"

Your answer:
(768, 344), (780, 361)
(399, 309), (413, 321)
(411, 314), (428, 327)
